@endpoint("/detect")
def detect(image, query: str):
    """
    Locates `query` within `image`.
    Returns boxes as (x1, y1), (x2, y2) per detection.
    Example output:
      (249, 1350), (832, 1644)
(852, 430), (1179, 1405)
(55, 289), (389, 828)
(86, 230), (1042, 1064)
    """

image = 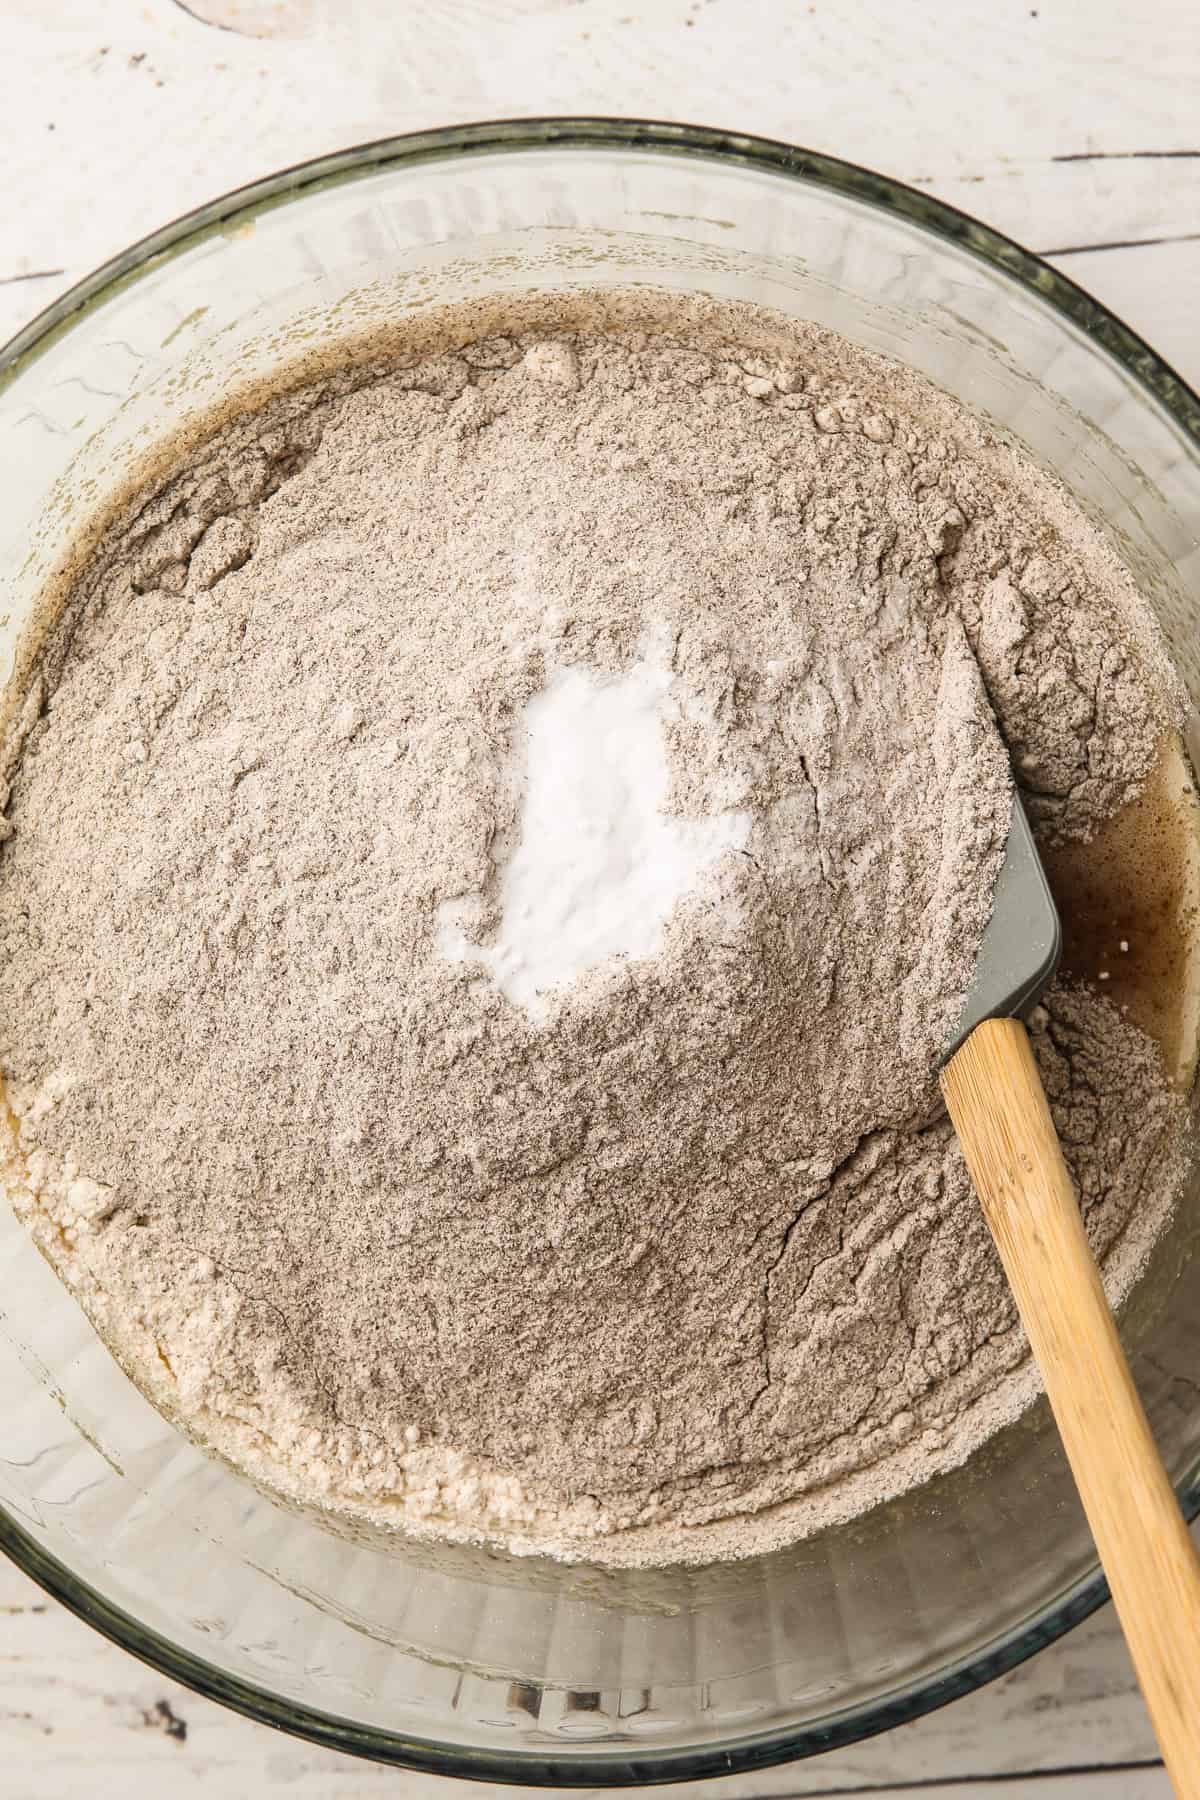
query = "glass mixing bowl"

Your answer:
(2, 120), (1200, 1784)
